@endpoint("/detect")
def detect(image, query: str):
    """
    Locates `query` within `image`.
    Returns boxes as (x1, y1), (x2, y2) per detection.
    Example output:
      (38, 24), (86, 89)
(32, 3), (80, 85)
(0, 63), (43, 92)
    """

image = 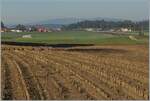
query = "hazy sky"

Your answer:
(1, 0), (149, 24)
